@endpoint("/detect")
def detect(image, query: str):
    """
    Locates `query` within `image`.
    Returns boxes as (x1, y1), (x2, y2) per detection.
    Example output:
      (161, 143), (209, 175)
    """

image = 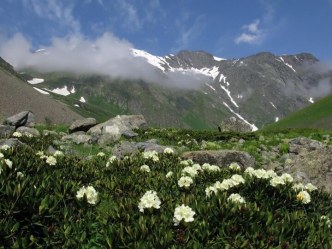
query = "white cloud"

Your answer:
(0, 33), (209, 89)
(235, 19), (264, 45)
